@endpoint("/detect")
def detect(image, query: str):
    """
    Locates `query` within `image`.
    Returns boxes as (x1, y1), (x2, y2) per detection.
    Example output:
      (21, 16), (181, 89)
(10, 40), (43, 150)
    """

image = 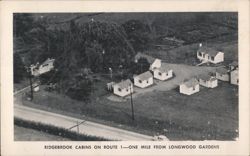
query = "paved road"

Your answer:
(14, 104), (154, 141)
